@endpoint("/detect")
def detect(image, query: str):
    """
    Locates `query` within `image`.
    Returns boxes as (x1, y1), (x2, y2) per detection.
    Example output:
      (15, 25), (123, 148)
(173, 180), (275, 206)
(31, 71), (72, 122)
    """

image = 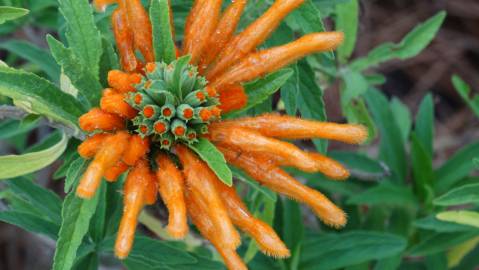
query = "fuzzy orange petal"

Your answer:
(112, 8), (138, 73)
(78, 133), (111, 158)
(79, 108), (125, 133)
(122, 135), (150, 166)
(217, 84), (248, 113)
(108, 70), (142, 94)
